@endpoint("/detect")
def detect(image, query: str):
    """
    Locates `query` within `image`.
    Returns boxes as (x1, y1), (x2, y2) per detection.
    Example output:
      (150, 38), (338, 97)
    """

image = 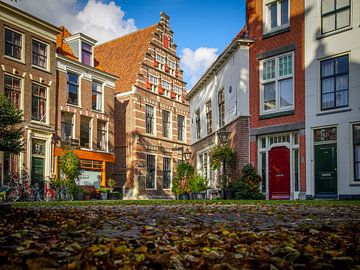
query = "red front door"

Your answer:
(269, 146), (290, 200)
